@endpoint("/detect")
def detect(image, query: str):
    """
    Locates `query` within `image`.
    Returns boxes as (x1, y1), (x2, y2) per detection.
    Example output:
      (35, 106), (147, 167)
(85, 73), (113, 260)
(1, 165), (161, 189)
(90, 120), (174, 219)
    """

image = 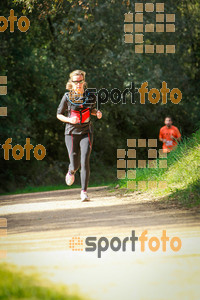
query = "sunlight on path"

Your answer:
(0, 188), (200, 299)
(1, 228), (200, 300)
